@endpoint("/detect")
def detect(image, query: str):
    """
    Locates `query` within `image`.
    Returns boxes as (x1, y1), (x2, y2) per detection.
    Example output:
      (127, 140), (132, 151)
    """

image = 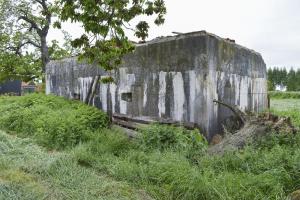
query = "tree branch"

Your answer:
(5, 40), (41, 55)
(33, 0), (51, 34)
(213, 99), (247, 125)
(26, 39), (42, 48)
(18, 15), (42, 34)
